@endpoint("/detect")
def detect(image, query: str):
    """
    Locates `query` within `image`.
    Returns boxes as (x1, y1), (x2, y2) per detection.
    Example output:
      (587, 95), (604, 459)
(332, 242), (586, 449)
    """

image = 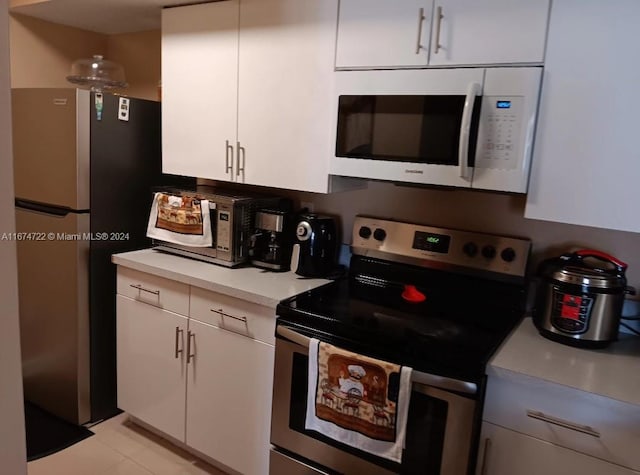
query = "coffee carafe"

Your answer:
(249, 209), (293, 271)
